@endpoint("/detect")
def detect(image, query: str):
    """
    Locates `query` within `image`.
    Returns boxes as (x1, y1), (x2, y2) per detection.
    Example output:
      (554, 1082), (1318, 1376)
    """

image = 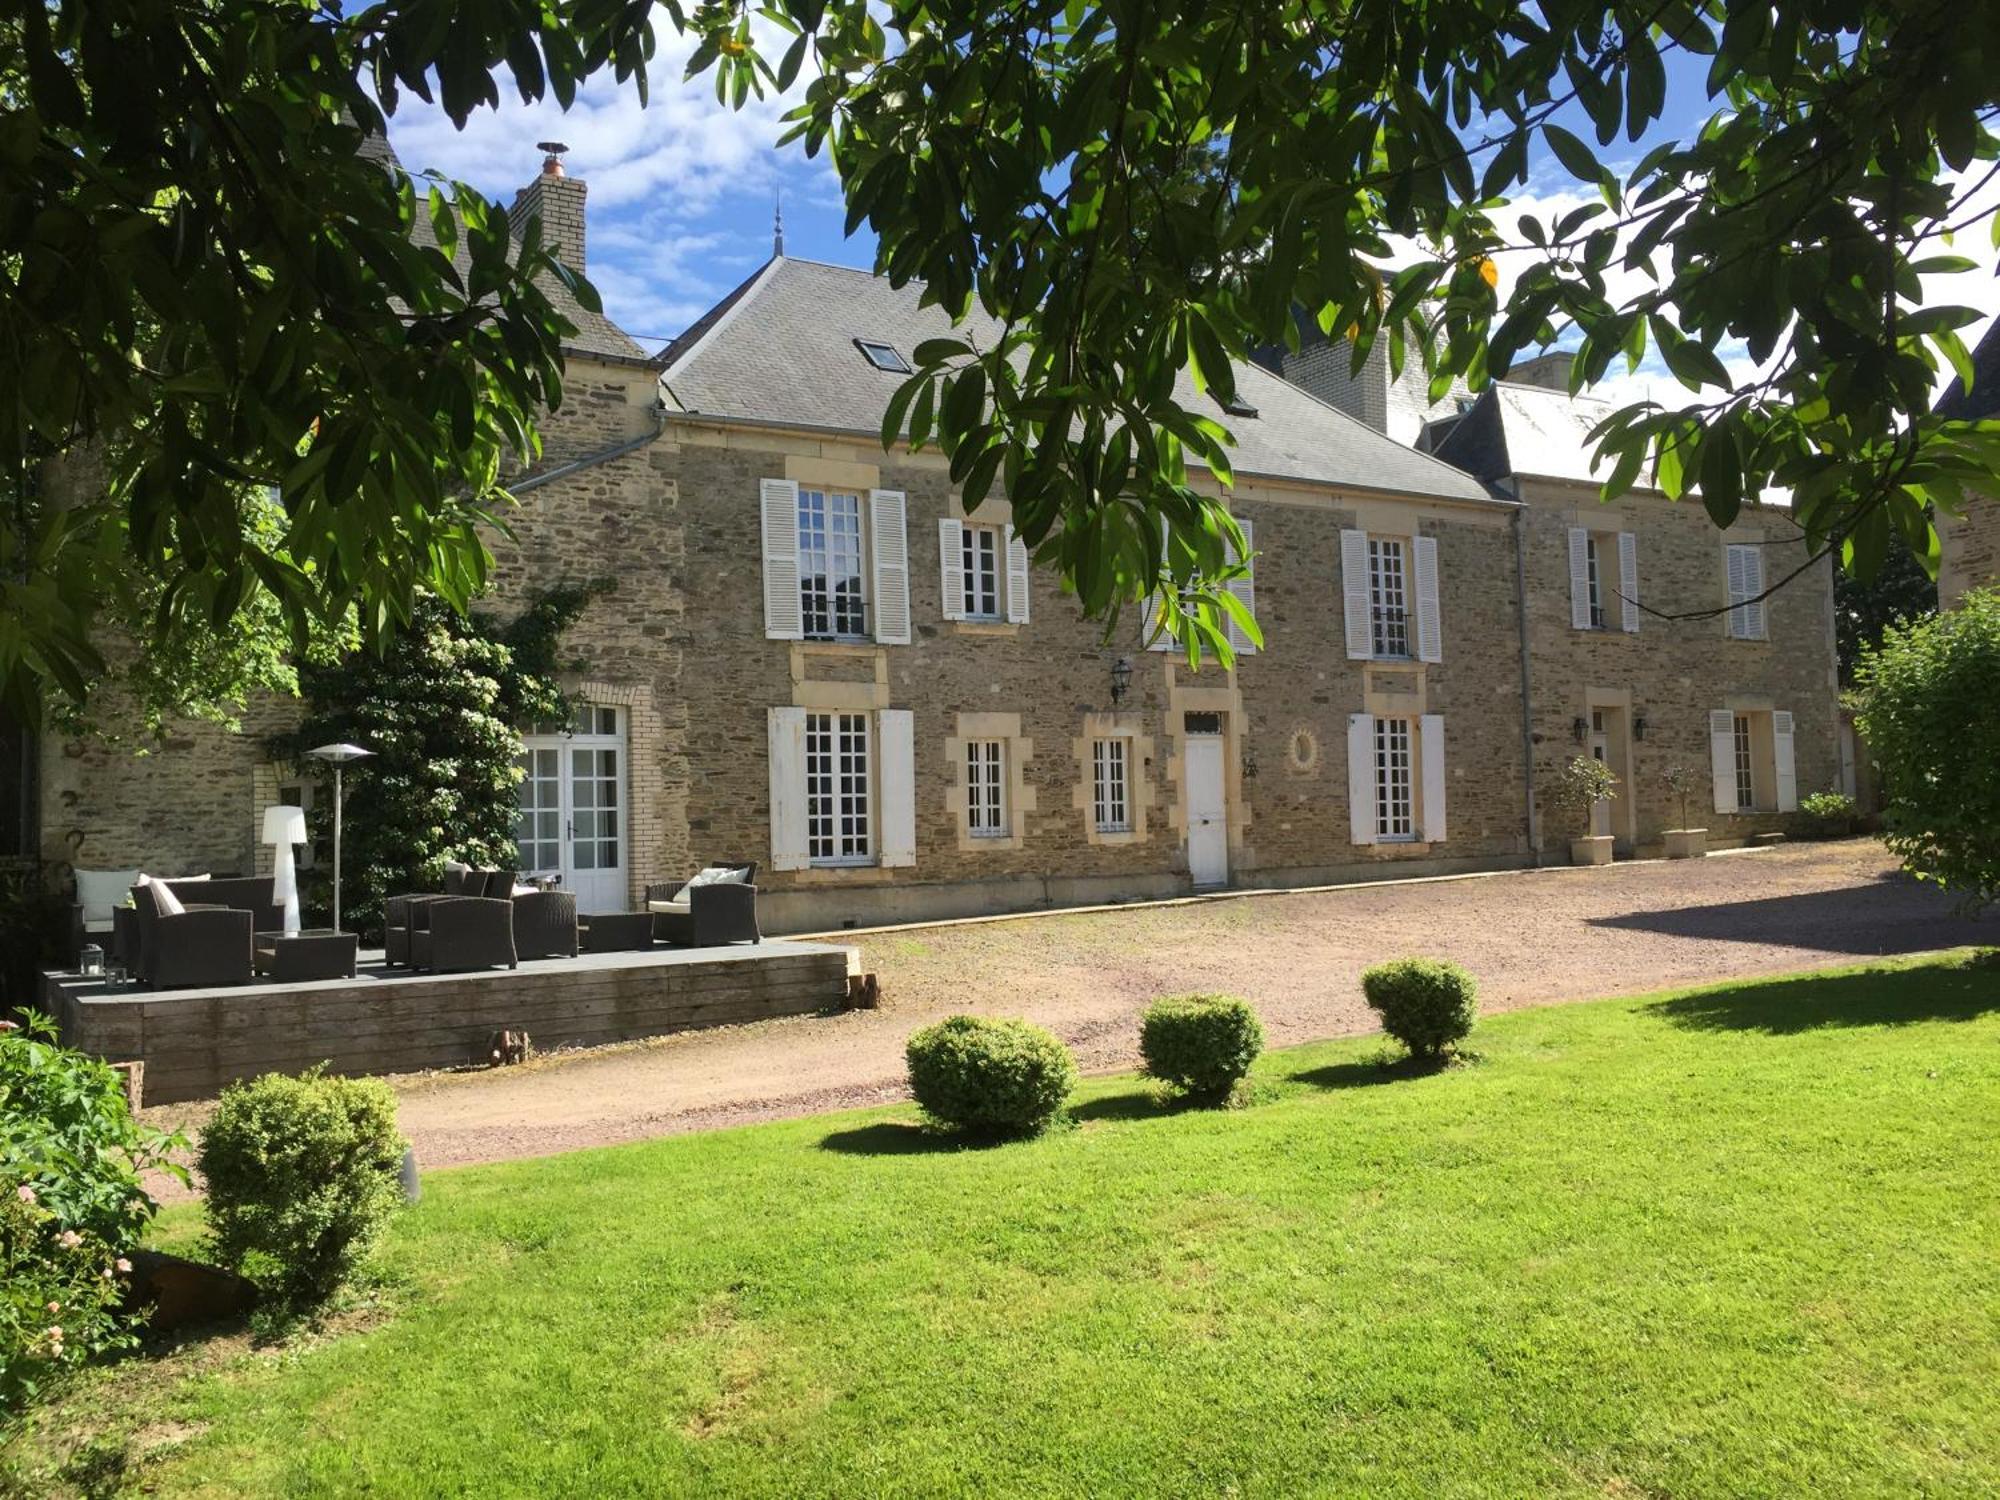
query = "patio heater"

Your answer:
(307, 743), (373, 933)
